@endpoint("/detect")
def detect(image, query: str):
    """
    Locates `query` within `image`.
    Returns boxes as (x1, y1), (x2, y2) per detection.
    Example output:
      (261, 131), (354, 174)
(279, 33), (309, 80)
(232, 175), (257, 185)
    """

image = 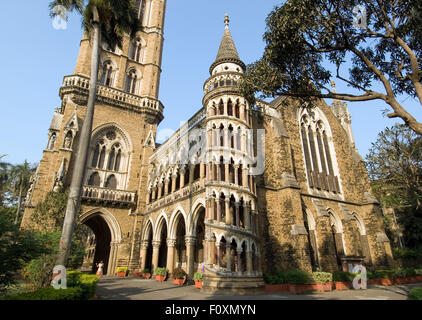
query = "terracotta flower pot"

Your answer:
(335, 281), (351, 291)
(289, 284), (315, 295)
(143, 273), (151, 279)
(133, 272), (142, 277)
(173, 278), (185, 286)
(379, 278), (392, 286)
(264, 284), (289, 293)
(369, 279), (380, 285)
(409, 277), (418, 284)
(416, 276), (422, 282)
(156, 275), (166, 282)
(393, 278), (403, 285)
(117, 272), (127, 277)
(195, 280), (202, 289)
